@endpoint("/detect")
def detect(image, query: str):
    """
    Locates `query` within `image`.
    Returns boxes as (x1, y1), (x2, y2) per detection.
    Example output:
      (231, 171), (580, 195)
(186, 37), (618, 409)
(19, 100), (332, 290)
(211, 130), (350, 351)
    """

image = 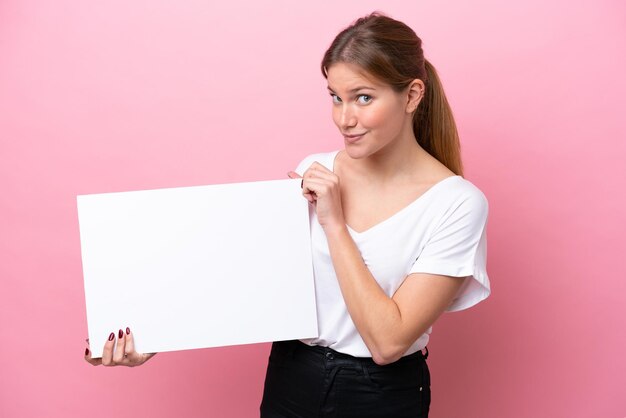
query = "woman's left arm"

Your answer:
(325, 225), (464, 366)
(292, 162), (465, 366)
